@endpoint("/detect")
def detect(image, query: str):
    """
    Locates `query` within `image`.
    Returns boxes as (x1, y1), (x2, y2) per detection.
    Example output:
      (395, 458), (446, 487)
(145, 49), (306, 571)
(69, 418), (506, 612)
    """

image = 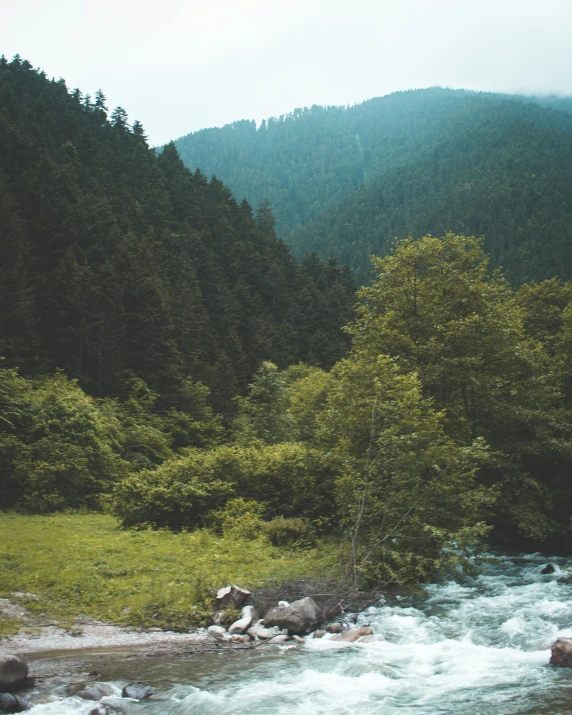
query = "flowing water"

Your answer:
(23, 552), (572, 714)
